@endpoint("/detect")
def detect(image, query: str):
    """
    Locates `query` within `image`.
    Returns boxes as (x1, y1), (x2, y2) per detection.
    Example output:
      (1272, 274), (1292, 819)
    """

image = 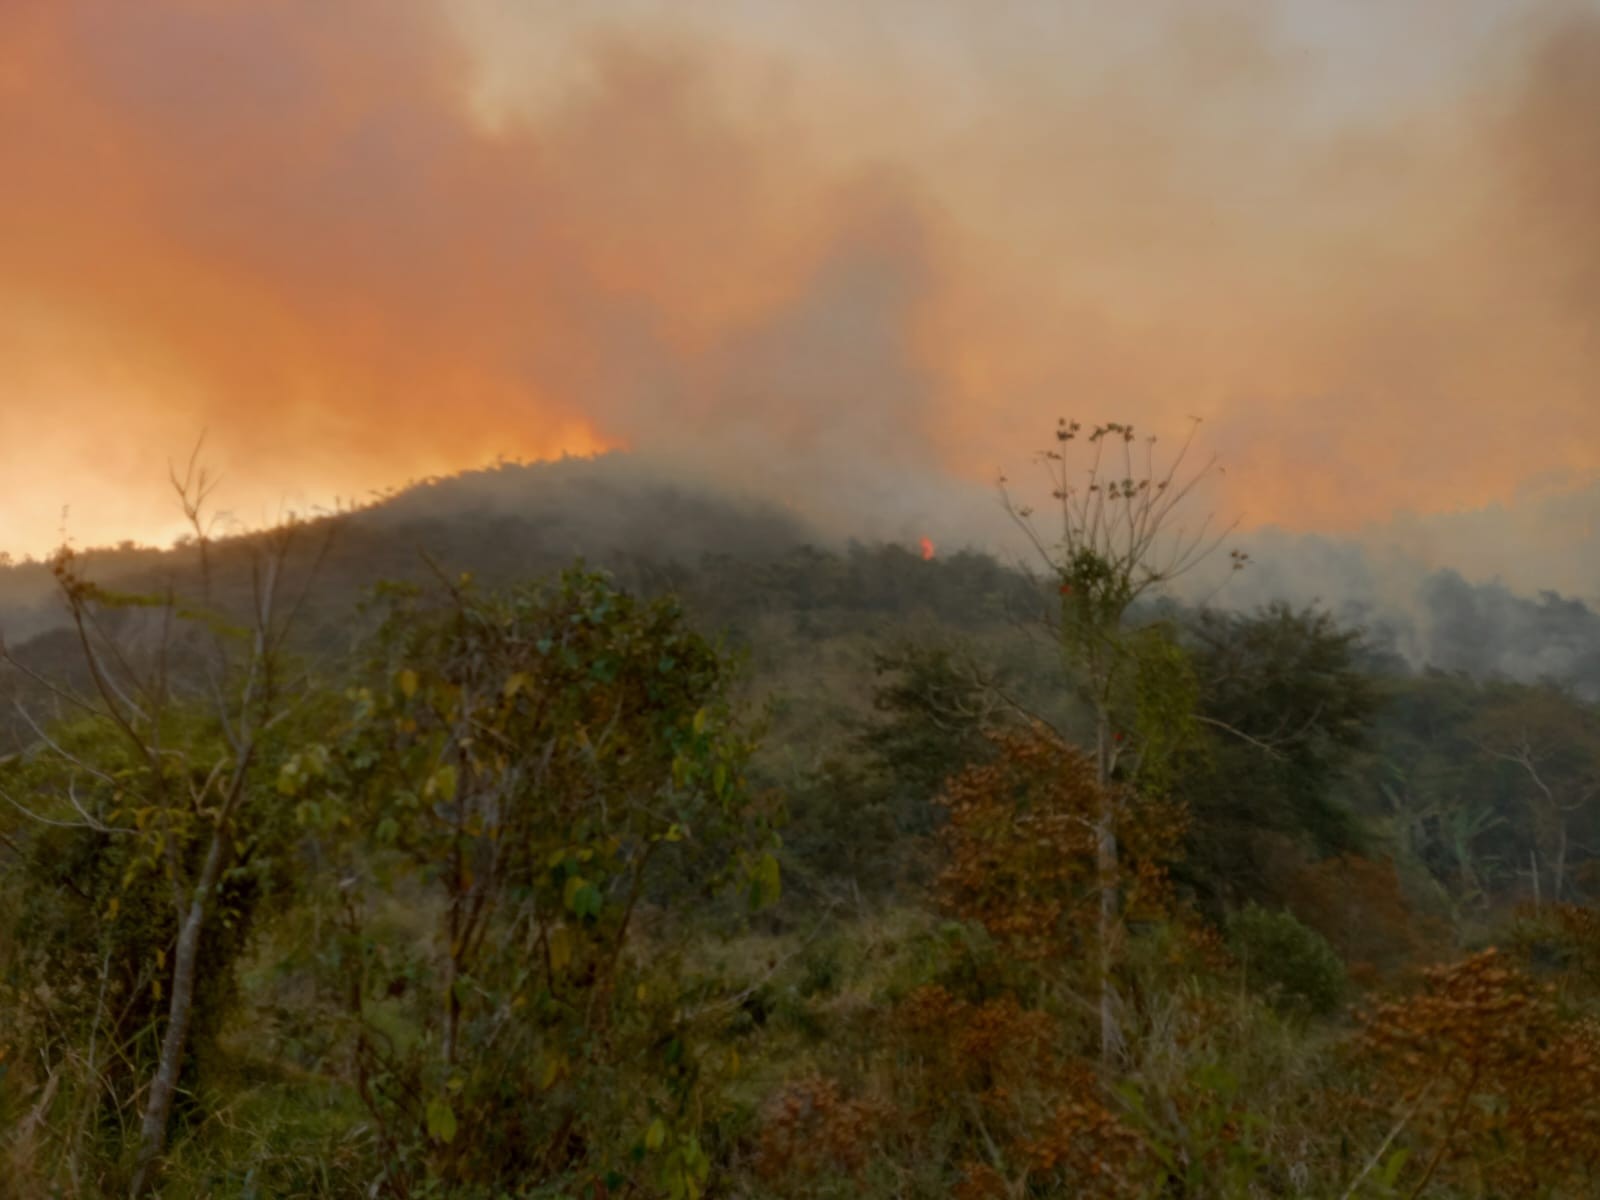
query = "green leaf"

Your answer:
(645, 1117), (667, 1152)
(548, 925), (573, 971)
(428, 763), (458, 804)
(426, 1095), (458, 1144)
(573, 883), (603, 920)
(539, 1051), (566, 1089)
(1378, 1146), (1411, 1188)
(749, 851), (781, 910)
(398, 668), (419, 699)
(275, 761), (300, 797)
